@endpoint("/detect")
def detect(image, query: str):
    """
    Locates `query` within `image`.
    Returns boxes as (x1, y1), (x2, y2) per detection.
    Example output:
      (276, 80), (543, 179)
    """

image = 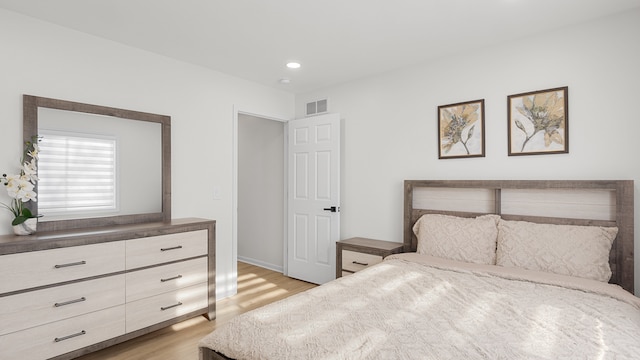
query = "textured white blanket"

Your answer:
(200, 254), (640, 359)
